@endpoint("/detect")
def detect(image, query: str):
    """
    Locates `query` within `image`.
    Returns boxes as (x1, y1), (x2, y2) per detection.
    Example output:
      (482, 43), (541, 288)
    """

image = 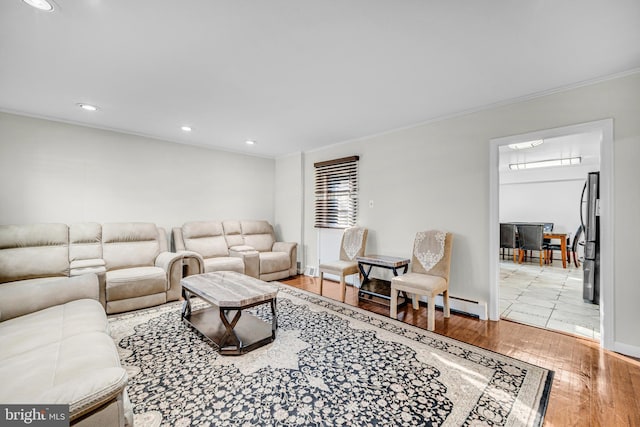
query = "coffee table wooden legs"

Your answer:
(218, 300), (277, 350)
(219, 309), (243, 349)
(181, 287), (277, 355)
(181, 287), (192, 317)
